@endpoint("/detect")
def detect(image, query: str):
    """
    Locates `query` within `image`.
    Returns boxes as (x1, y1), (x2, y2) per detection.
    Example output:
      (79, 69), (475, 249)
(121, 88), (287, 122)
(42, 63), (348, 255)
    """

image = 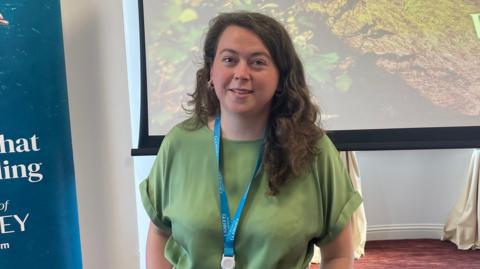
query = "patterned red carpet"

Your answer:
(310, 239), (480, 269)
